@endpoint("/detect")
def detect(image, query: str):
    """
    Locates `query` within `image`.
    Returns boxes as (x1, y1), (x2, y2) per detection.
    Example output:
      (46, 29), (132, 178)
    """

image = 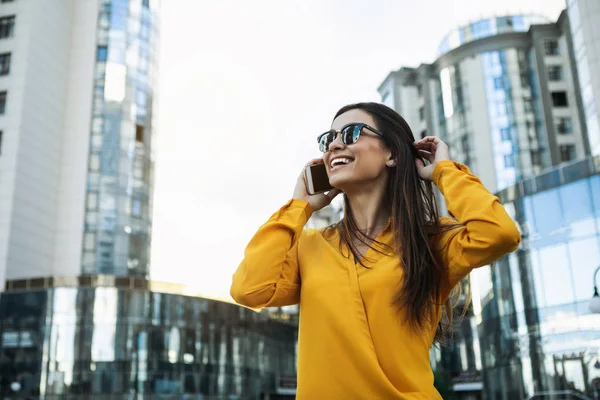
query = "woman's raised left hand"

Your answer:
(413, 136), (450, 181)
